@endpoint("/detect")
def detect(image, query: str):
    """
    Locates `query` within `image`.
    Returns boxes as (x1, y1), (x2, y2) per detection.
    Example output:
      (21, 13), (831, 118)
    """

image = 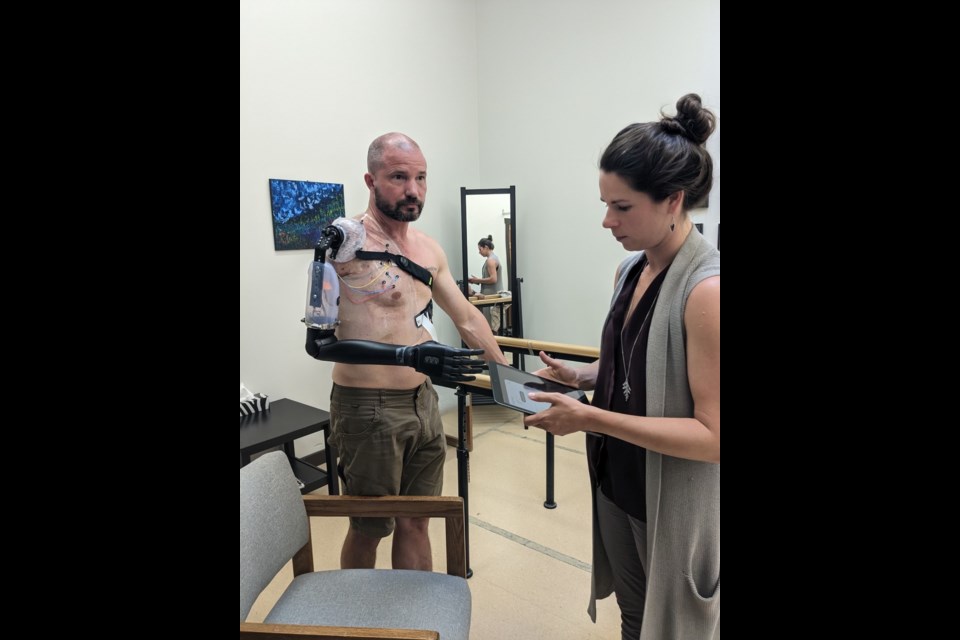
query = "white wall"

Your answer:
(240, 0), (481, 455)
(474, 0), (720, 364)
(240, 0), (720, 454)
